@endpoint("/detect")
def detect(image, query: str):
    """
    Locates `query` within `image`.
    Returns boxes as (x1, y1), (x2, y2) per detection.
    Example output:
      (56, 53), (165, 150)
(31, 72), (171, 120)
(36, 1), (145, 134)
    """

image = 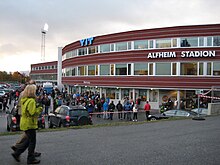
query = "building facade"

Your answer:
(61, 24), (220, 109)
(30, 61), (58, 85)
